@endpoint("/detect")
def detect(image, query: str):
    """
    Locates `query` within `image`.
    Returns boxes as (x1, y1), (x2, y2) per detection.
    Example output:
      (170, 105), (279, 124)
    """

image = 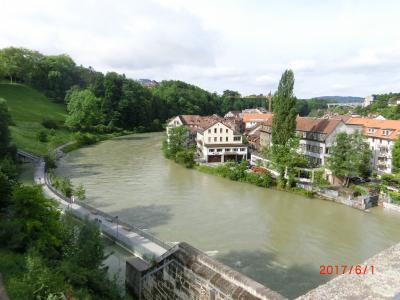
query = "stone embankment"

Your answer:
(126, 242), (286, 300)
